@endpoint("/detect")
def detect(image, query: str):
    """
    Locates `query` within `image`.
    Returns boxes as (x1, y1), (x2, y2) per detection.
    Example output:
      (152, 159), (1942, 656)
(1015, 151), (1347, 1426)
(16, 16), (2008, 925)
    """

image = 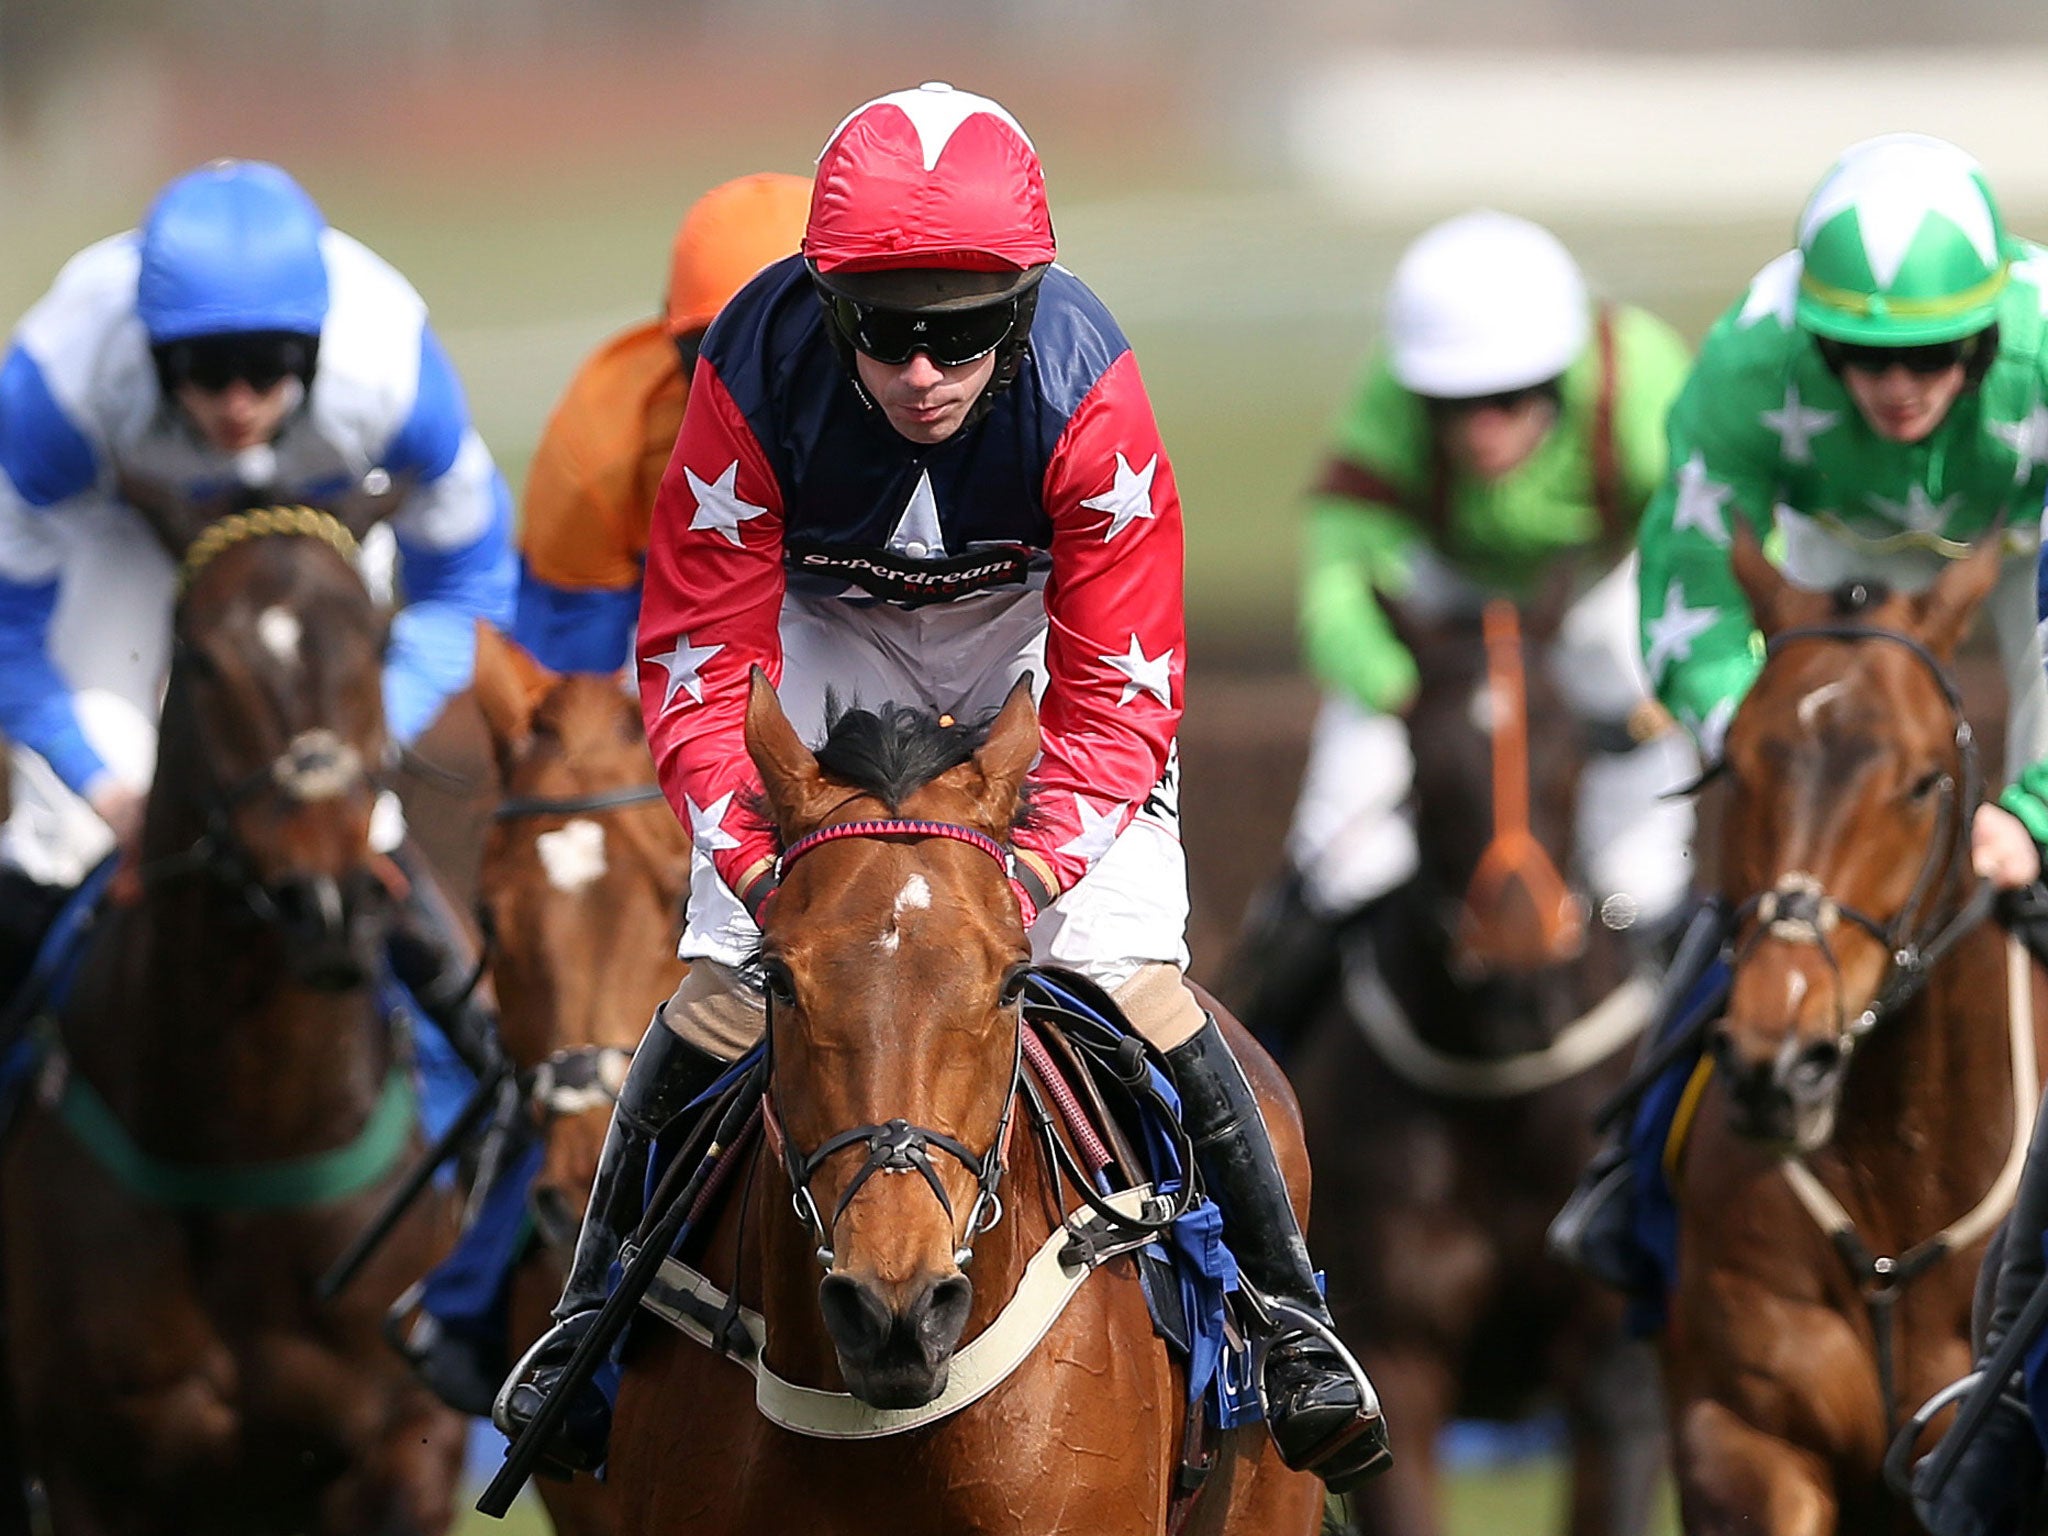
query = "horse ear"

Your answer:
(472, 624), (556, 779)
(743, 667), (832, 836)
(1915, 532), (2003, 659)
(966, 678), (1040, 834)
(1729, 519), (1793, 638)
